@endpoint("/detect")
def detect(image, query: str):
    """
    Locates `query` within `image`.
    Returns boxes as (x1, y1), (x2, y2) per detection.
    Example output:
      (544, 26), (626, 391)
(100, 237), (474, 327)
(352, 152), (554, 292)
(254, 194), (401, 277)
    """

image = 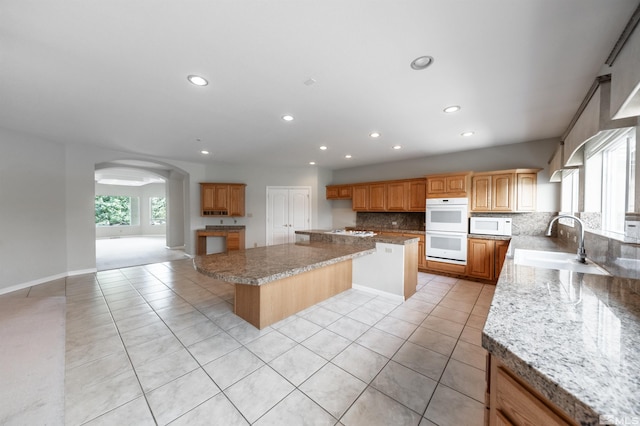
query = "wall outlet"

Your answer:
(247, 213), (253, 218)
(254, 242), (258, 248)
(220, 219), (223, 224)
(385, 247), (393, 253)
